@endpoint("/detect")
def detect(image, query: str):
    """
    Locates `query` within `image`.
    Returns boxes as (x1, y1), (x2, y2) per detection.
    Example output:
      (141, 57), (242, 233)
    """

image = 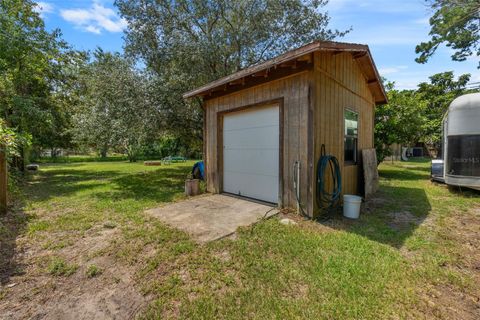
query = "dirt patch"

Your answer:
(0, 225), (148, 320)
(213, 250), (232, 263)
(417, 207), (480, 319)
(420, 284), (480, 320)
(365, 195), (389, 208)
(387, 210), (423, 231)
(280, 282), (309, 300)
